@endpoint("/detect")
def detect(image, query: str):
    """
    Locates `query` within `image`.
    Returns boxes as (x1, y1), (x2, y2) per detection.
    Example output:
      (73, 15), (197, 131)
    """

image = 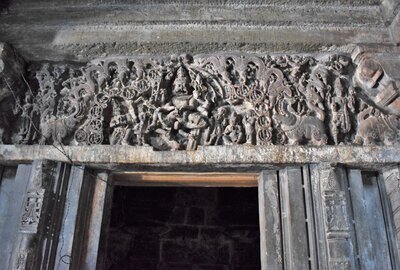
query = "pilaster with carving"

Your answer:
(382, 165), (400, 263)
(311, 164), (357, 270)
(10, 161), (64, 270)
